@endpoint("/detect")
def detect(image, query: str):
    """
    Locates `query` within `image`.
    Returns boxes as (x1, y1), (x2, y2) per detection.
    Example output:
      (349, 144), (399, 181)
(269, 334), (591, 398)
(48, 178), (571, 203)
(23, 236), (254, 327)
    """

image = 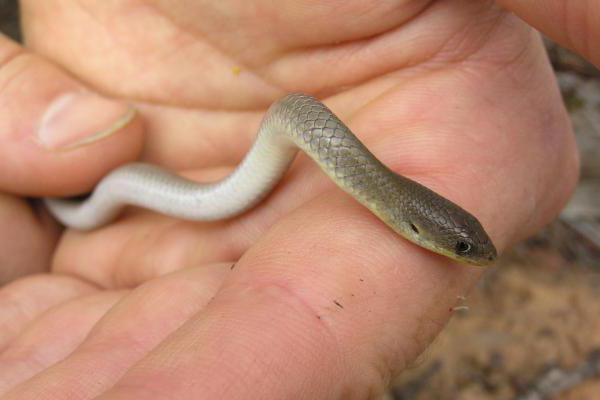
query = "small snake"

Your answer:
(45, 94), (497, 266)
